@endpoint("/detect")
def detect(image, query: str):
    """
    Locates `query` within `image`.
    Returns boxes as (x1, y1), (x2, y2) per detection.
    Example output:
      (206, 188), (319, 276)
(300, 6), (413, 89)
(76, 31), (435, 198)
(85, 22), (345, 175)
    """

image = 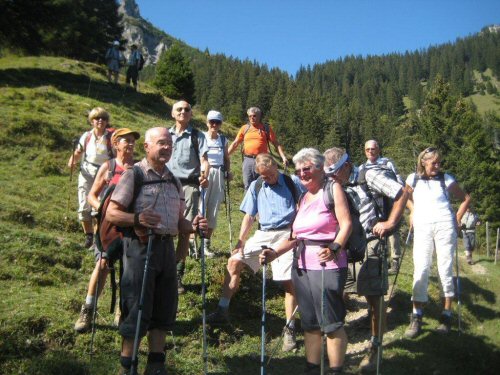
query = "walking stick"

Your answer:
(65, 137), (80, 229)
(199, 187), (208, 374)
(455, 243), (462, 335)
(320, 259), (326, 375)
(89, 250), (104, 360)
(388, 226), (412, 304)
(131, 229), (154, 375)
(260, 245), (268, 375)
(225, 176), (234, 249)
(376, 237), (388, 375)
